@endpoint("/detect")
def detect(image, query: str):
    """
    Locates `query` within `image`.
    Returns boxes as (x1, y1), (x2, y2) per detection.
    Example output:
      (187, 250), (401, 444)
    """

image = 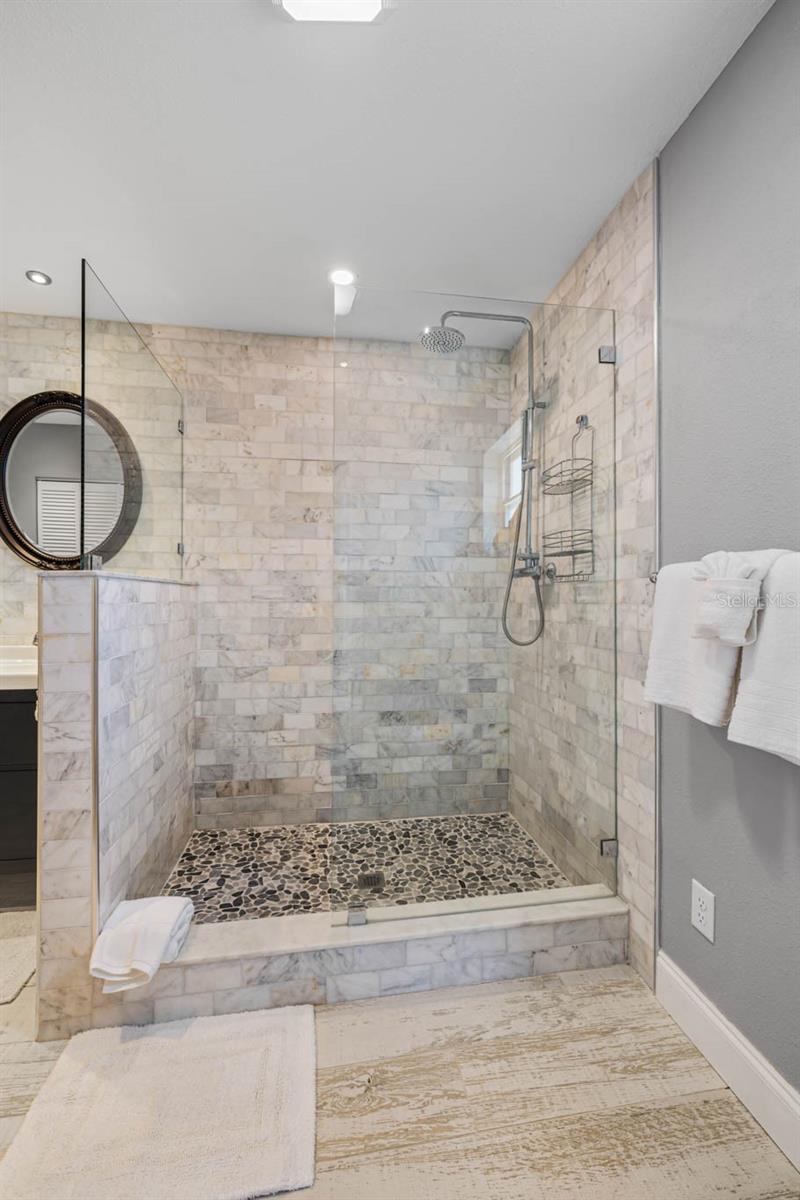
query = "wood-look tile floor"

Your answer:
(0, 965), (797, 1197)
(305, 967), (798, 1199)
